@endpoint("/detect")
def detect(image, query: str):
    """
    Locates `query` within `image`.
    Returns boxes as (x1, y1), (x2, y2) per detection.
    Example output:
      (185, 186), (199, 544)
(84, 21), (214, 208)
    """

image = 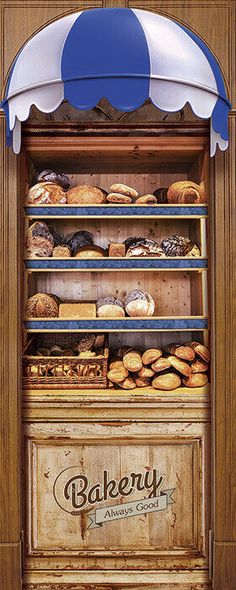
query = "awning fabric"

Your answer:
(1, 8), (231, 155)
